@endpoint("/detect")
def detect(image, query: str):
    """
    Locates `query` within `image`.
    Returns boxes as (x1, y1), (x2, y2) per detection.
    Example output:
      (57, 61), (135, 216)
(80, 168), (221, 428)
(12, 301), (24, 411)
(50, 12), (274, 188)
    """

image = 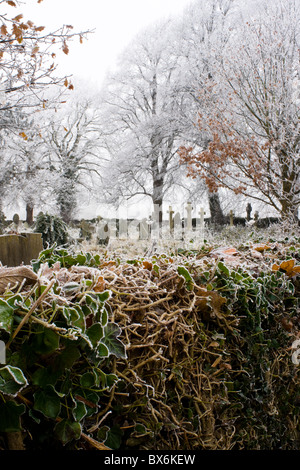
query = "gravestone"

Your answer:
(198, 207), (206, 240)
(185, 202), (193, 232)
(139, 218), (149, 240)
(167, 206), (174, 237)
(173, 212), (183, 240)
(96, 219), (110, 245)
(79, 220), (94, 240)
(12, 213), (20, 231)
